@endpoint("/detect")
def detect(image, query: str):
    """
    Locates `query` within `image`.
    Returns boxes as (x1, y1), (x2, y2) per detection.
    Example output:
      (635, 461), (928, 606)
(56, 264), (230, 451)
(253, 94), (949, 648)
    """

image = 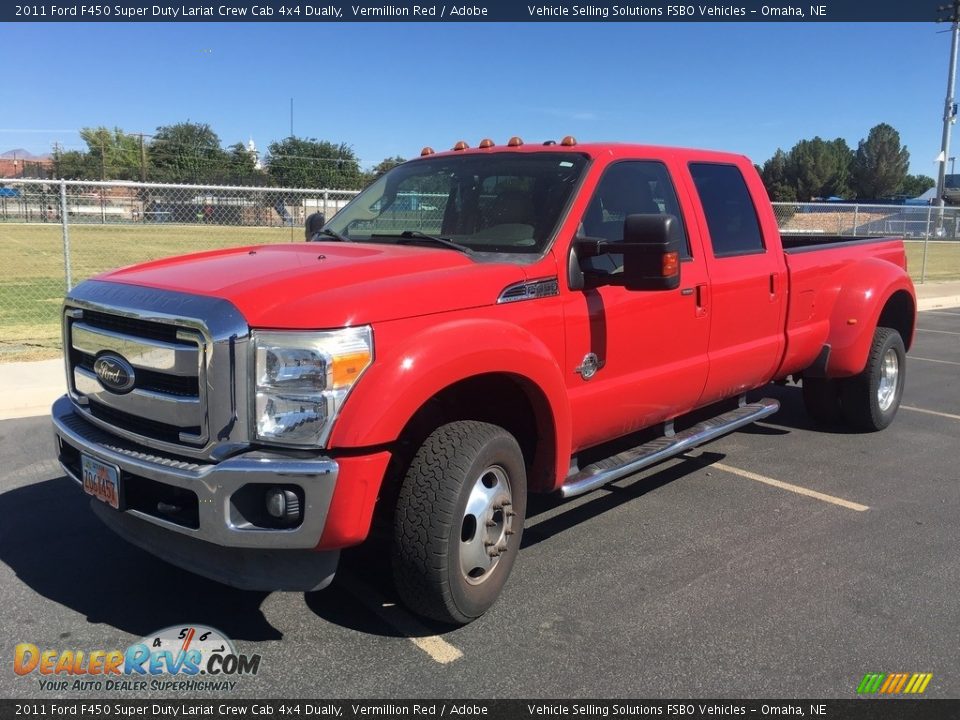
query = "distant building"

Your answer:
(247, 138), (262, 170)
(0, 149), (53, 179)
